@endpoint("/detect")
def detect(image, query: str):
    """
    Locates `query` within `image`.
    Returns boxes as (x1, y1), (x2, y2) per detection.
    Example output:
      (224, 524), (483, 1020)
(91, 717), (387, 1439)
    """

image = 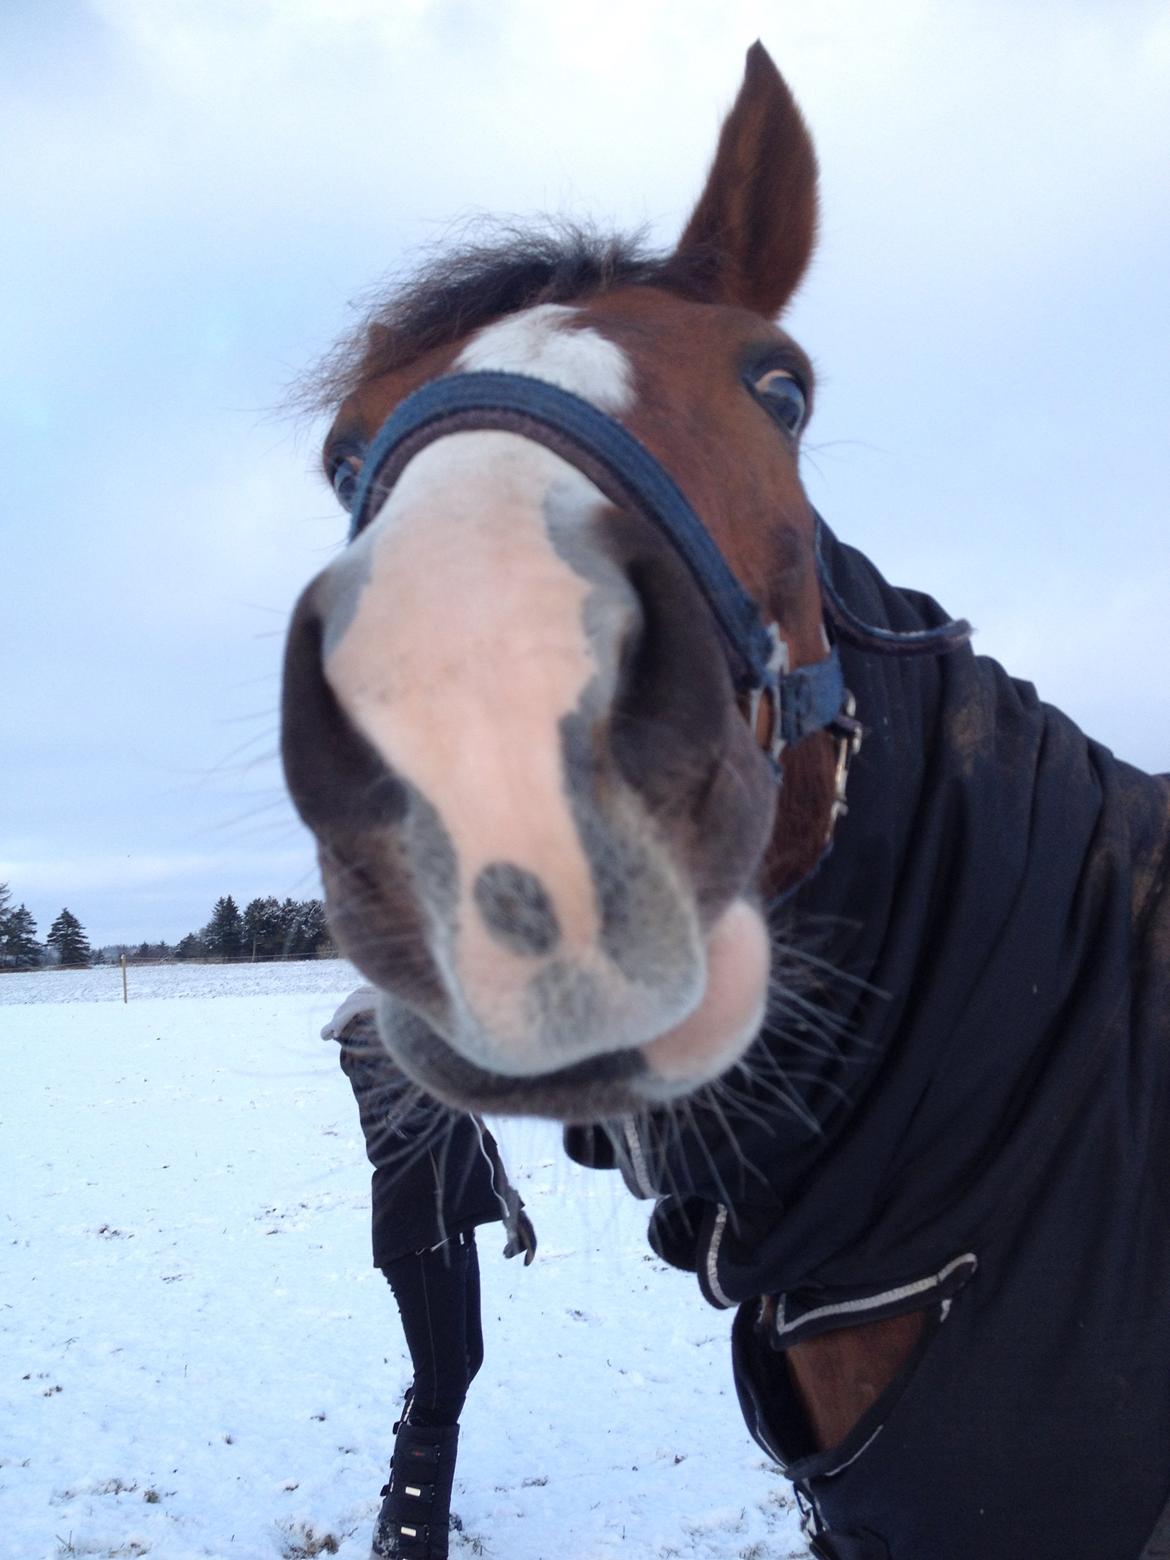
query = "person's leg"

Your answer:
(383, 1229), (477, 1425)
(462, 1231), (484, 1389)
(372, 1231), (482, 1558)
